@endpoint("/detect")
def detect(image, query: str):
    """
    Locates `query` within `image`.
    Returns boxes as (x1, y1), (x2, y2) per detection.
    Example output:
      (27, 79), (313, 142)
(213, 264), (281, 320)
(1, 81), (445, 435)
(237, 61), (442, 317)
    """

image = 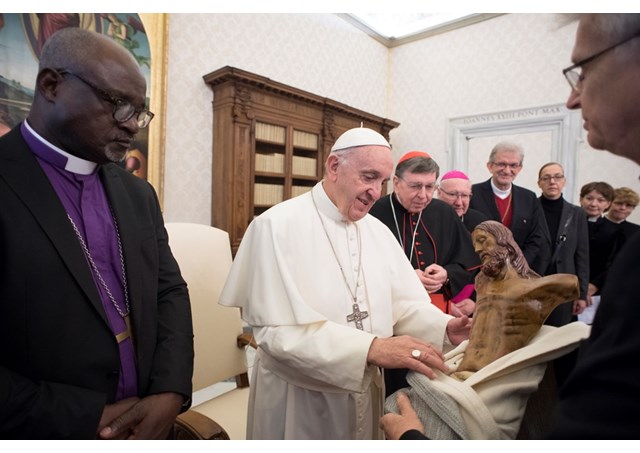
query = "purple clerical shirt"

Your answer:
(21, 121), (138, 401)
